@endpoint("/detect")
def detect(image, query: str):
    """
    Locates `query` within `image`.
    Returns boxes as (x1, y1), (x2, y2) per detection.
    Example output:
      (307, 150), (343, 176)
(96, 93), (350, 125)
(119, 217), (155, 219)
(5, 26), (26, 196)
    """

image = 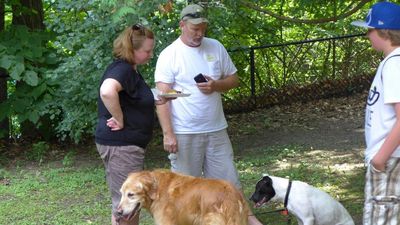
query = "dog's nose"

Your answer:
(249, 193), (257, 202)
(115, 207), (123, 223)
(116, 206), (123, 216)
